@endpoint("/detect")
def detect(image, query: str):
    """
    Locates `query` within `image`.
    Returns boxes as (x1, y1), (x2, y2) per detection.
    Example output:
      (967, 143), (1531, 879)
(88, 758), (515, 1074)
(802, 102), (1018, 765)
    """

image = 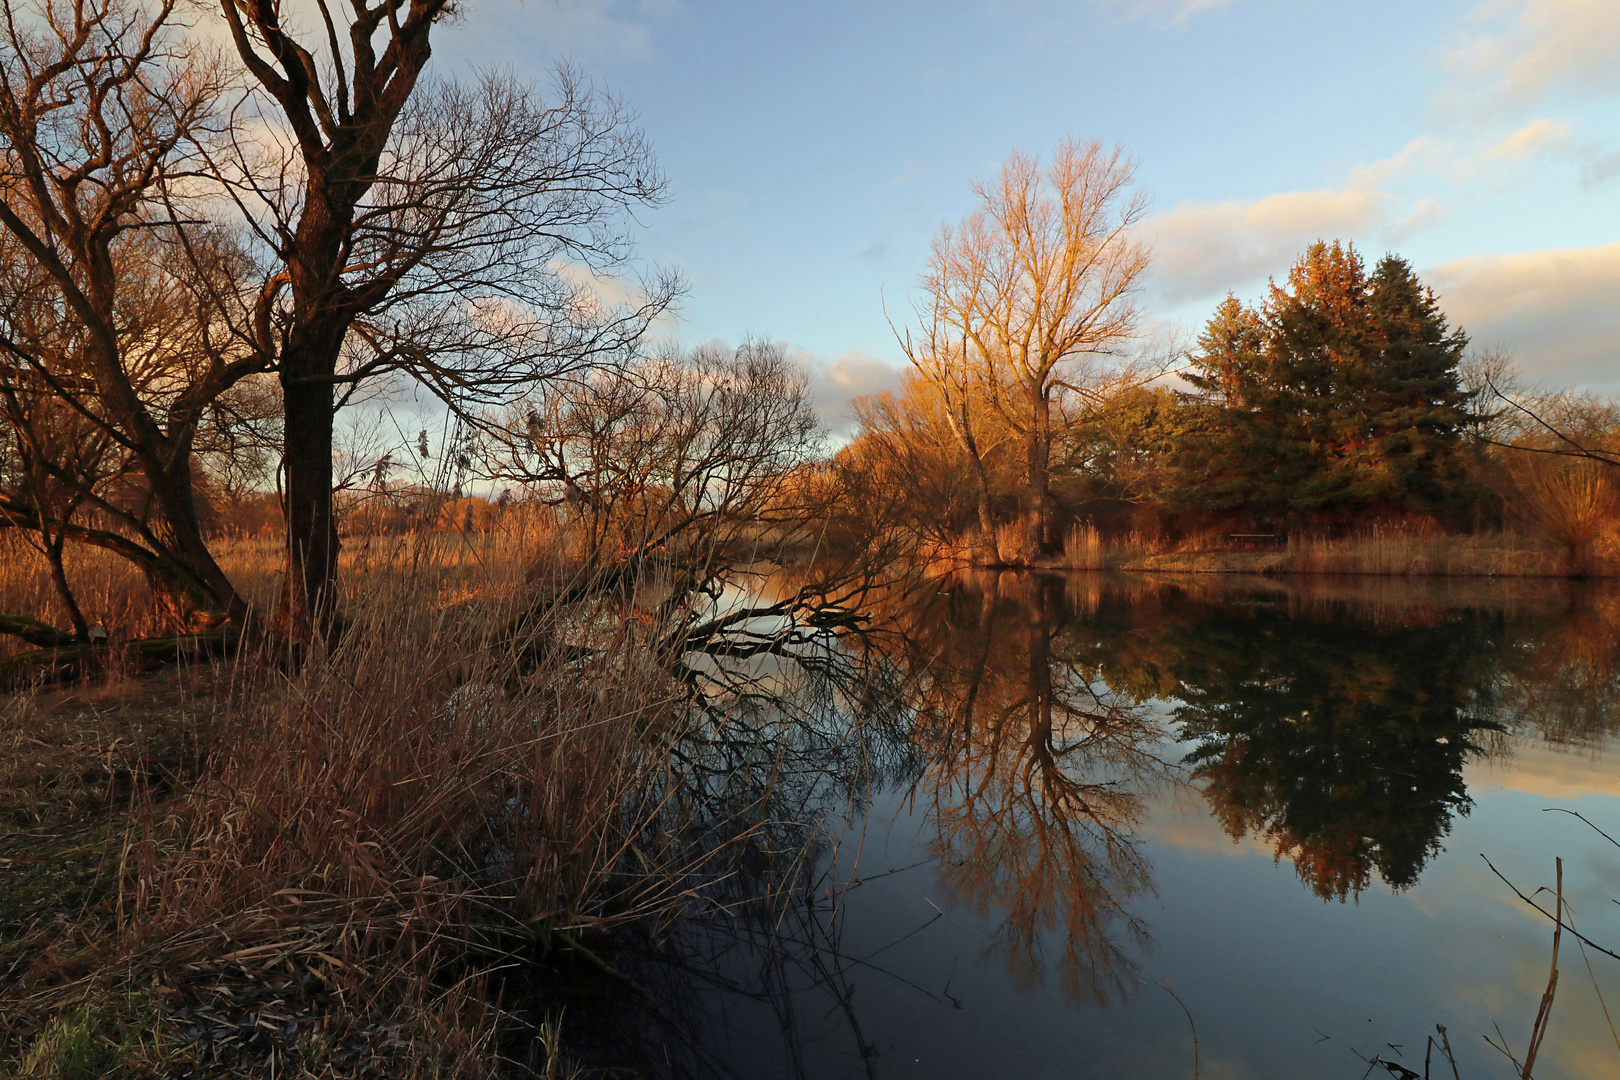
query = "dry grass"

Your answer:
(1039, 524), (1601, 577)
(0, 521), (720, 1077)
(1279, 529), (1571, 576)
(922, 521), (1584, 577)
(0, 504), (574, 655)
(1062, 522), (1105, 569)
